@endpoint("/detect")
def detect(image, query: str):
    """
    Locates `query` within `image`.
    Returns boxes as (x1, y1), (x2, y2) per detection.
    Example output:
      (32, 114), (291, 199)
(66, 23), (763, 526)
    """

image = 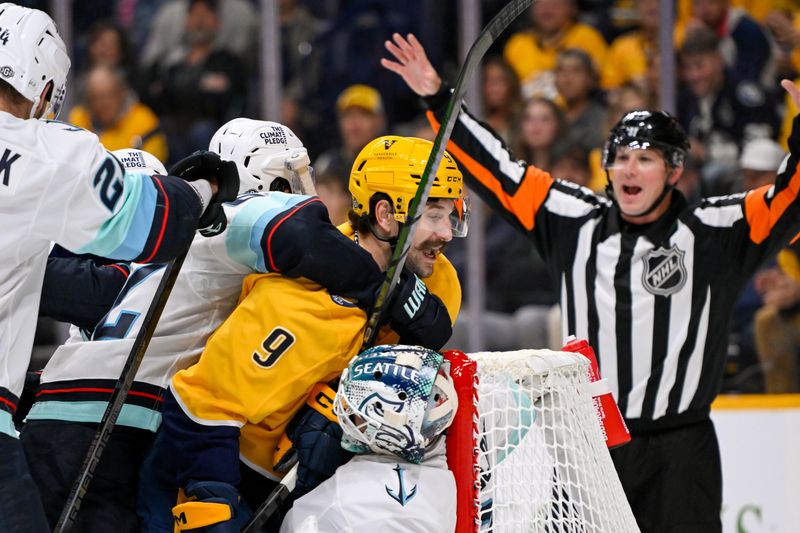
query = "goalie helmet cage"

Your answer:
(444, 349), (640, 533)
